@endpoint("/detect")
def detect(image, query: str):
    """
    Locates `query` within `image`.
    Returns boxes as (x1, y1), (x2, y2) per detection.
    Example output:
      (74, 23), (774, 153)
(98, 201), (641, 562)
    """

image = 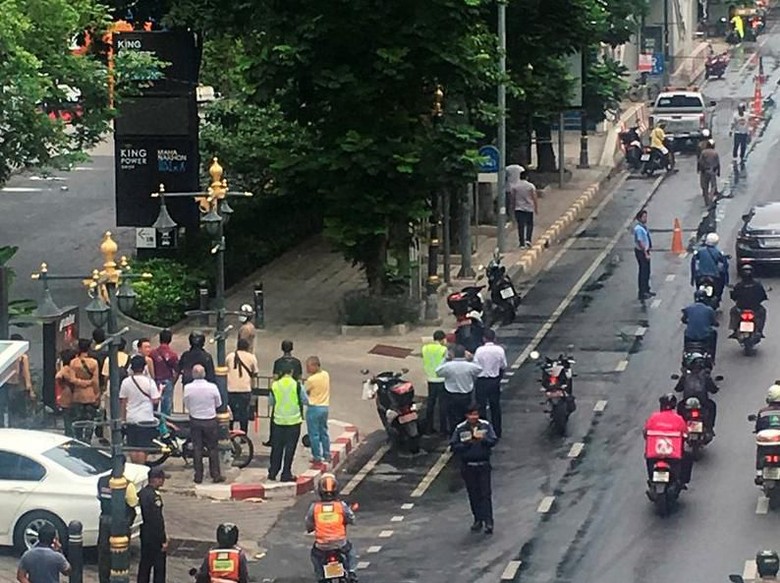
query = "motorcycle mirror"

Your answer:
(360, 369), (370, 375)
(401, 367), (409, 374)
(729, 575), (745, 583)
(742, 213), (752, 223)
(189, 568), (198, 577)
(715, 375), (724, 382)
(530, 350), (540, 360)
(748, 414), (757, 422)
(671, 373), (680, 380)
